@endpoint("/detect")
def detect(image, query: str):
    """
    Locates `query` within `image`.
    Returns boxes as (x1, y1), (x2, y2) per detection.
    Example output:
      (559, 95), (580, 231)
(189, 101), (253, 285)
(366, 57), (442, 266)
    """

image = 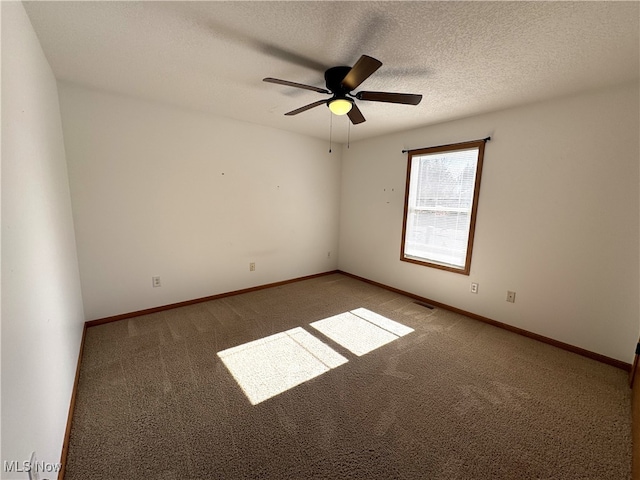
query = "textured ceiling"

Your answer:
(22, 1), (640, 144)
